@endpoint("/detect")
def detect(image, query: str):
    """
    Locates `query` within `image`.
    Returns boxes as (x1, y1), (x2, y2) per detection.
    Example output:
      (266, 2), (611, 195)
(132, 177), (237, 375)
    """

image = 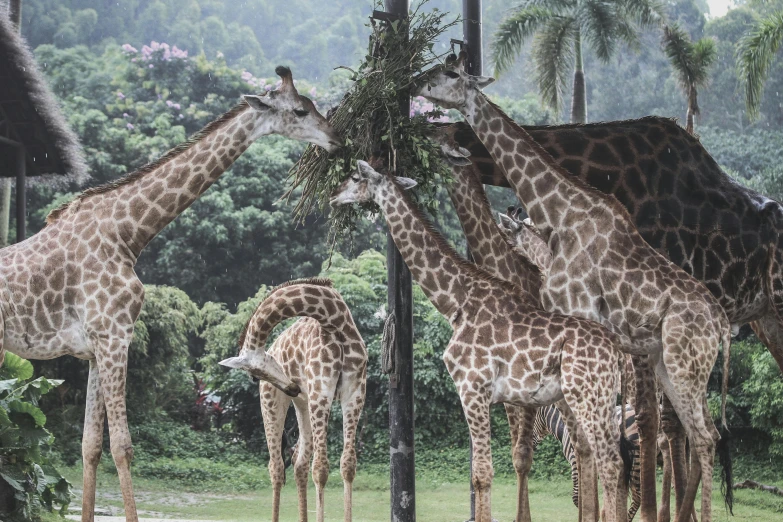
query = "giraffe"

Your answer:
(416, 54), (732, 522)
(220, 278), (367, 522)
(330, 159), (630, 522)
(0, 66), (341, 522)
(449, 114), (754, 520)
(431, 126), (567, 522)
